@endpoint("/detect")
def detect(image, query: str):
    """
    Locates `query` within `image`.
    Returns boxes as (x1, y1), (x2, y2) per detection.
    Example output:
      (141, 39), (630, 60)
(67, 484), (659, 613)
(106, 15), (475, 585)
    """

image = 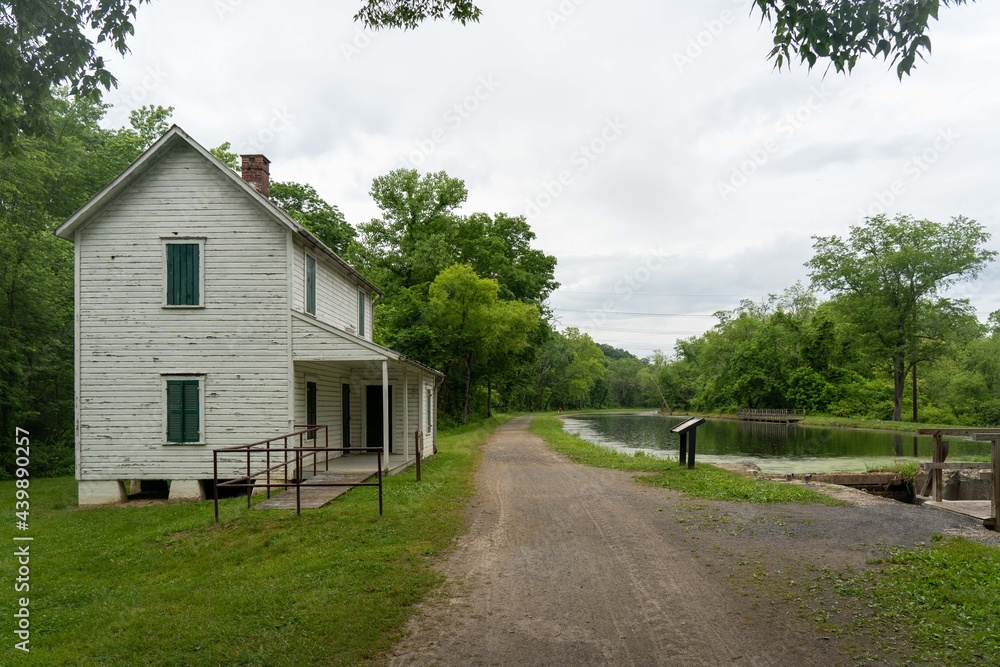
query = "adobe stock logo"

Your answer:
(855, 128), (959, 221)
(401, 76), (501, 168)
(524, 117), (627, 217)
(717, 84), (835, 201)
